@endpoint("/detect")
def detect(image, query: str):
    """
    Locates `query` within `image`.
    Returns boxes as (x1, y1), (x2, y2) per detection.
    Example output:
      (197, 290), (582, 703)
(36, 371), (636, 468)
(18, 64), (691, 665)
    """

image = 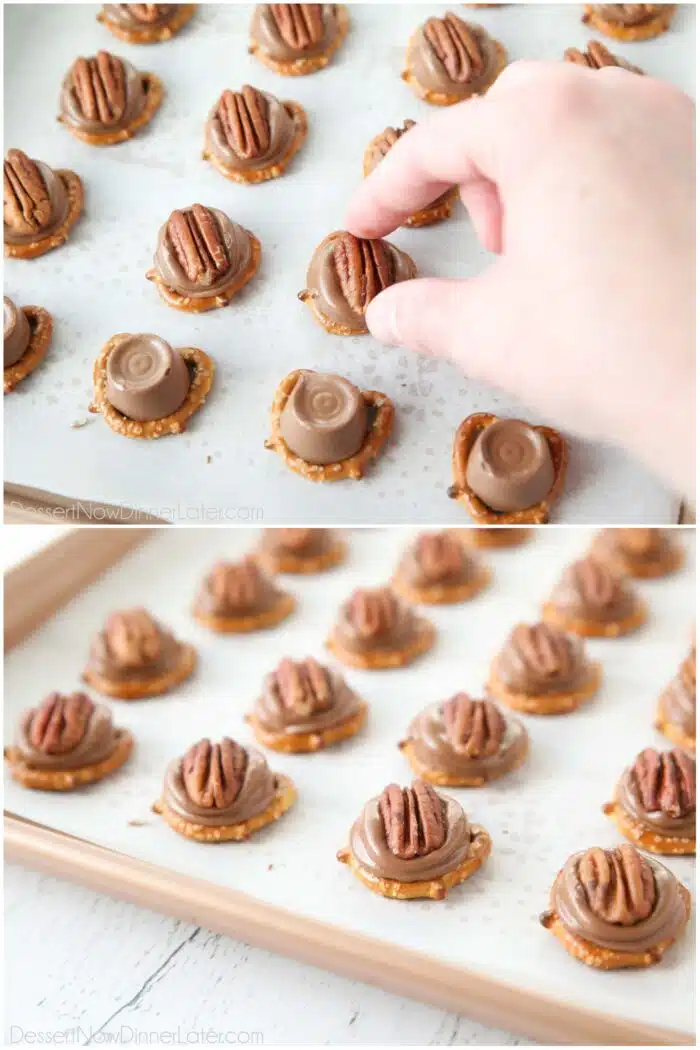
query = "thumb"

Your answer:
(365, 265), (523, 385)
